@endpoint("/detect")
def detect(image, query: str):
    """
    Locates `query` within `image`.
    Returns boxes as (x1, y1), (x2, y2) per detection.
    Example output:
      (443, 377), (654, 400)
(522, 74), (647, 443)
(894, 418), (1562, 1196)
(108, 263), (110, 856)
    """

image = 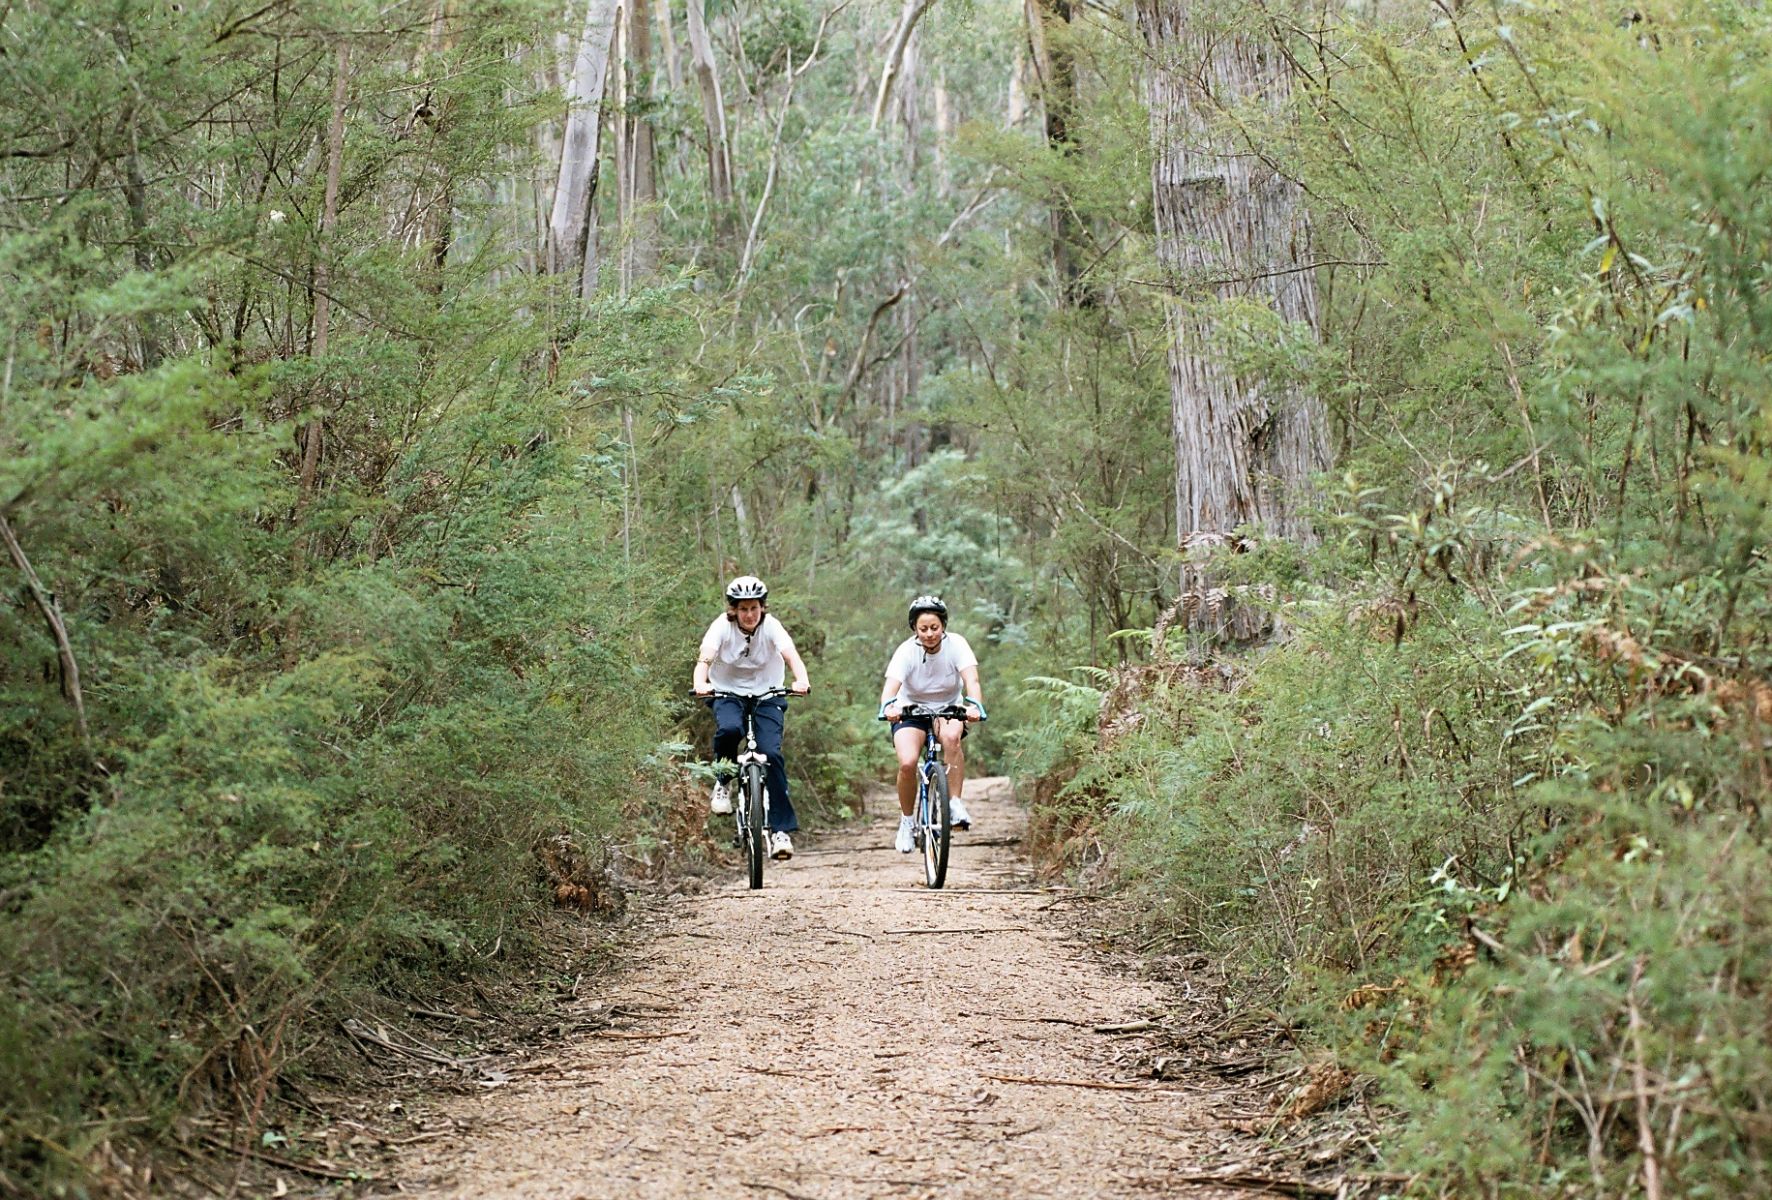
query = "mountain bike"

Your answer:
(704, 688), (789, 889)
(890, 702), (973, 889)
